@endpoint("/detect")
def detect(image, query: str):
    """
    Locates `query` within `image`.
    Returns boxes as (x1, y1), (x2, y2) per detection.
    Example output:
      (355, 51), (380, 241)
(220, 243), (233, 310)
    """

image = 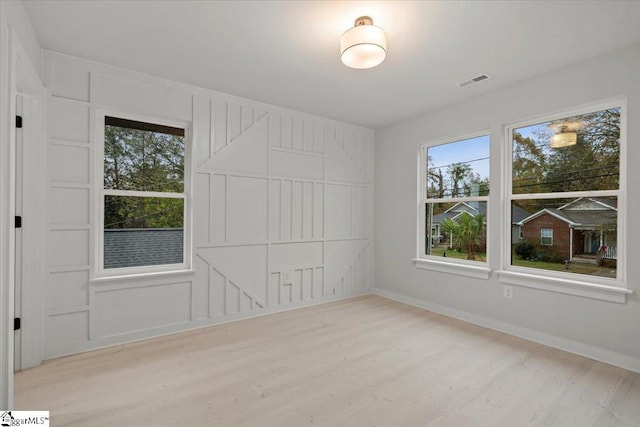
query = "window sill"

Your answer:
(91, 268), (196, 284)
(497, 270), (631, 304)
(413, 258), (491, 280)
